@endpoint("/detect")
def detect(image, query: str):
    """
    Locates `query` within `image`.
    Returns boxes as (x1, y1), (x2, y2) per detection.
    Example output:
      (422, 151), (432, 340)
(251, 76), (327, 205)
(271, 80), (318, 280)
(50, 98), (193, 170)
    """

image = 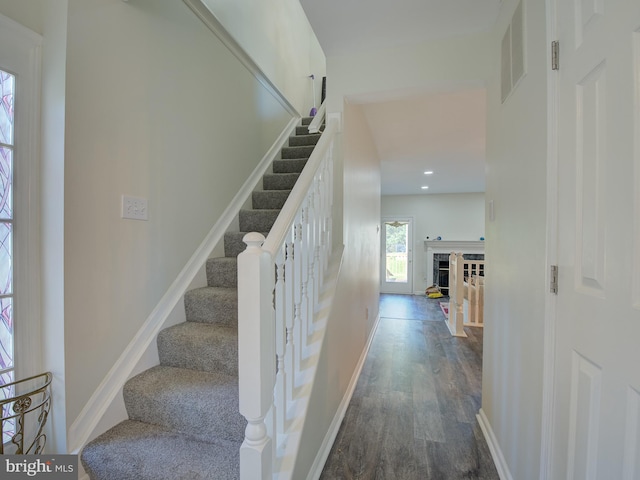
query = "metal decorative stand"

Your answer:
(0, 372), (52, 454)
